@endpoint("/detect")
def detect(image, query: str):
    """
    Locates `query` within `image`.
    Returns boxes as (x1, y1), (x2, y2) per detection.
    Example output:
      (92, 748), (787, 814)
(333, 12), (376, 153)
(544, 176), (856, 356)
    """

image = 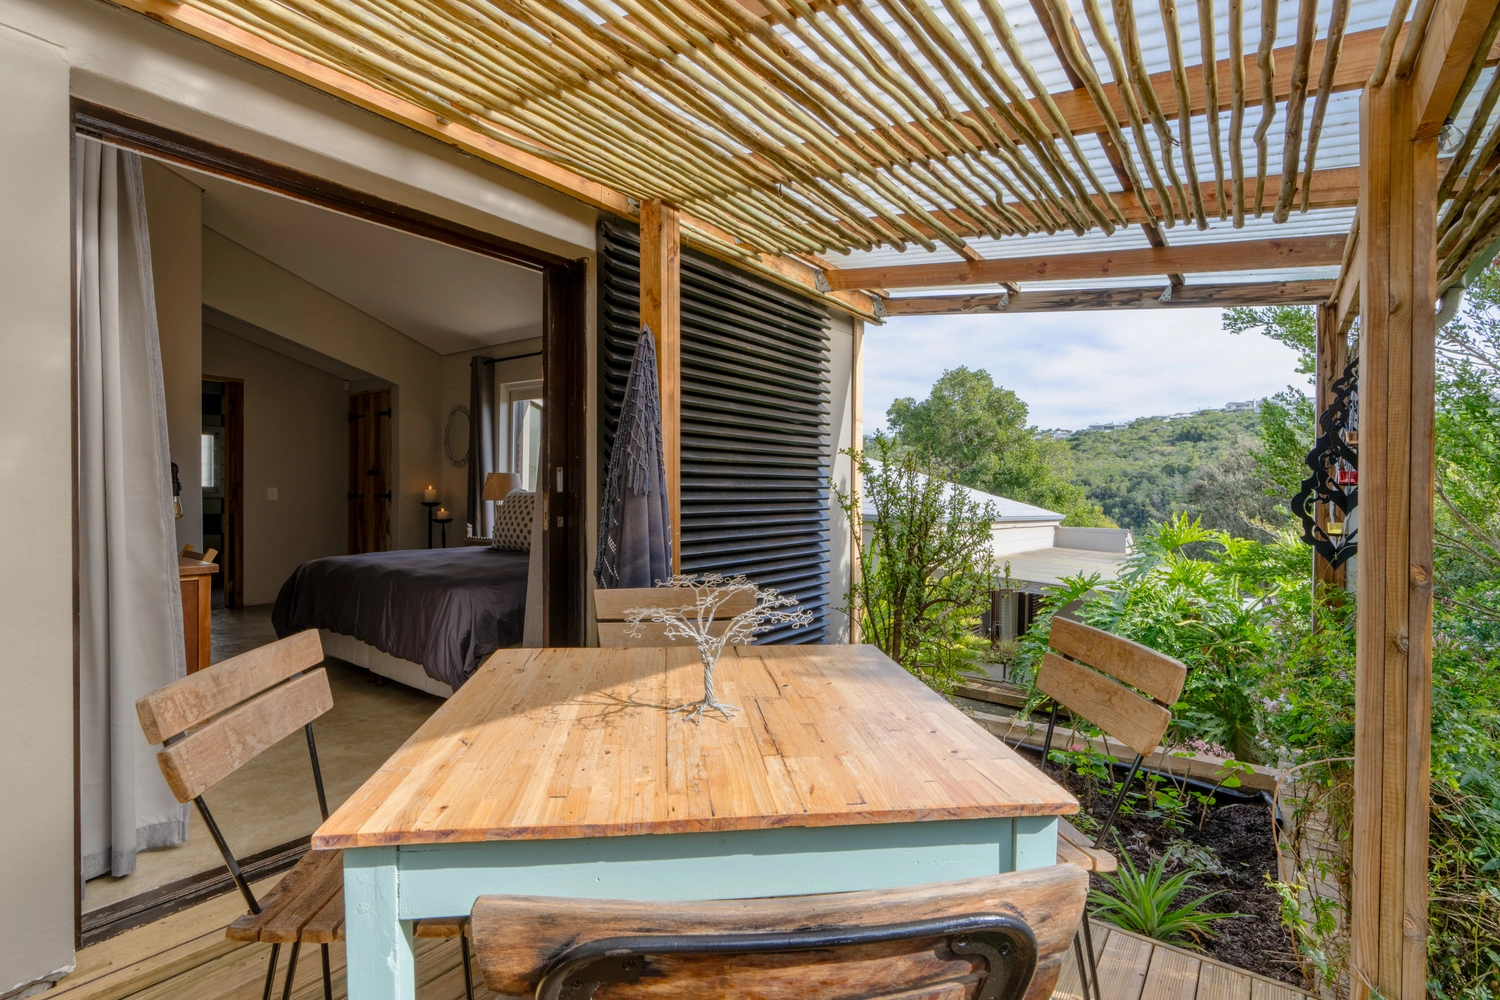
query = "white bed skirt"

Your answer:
(318, 630), (455, 700)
